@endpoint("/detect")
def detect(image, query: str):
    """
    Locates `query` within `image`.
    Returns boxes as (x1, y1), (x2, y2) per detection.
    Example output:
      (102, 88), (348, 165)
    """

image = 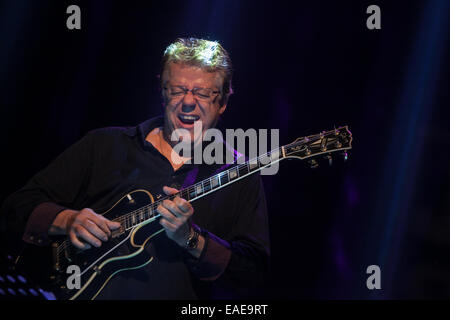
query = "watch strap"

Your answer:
(185, 225), (200, 250)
